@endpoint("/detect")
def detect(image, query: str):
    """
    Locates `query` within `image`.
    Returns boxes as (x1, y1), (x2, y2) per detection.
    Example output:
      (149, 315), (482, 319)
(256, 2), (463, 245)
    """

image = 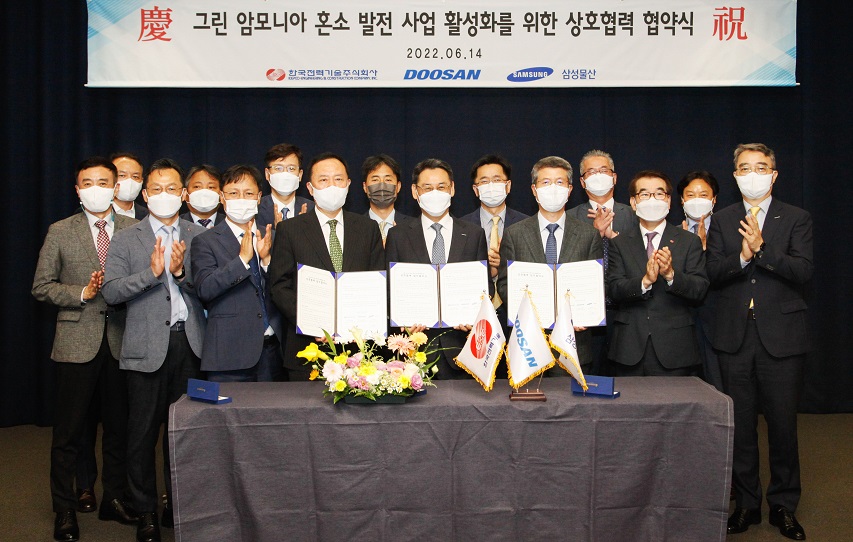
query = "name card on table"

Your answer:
(571, 375), (620, 399)
(187, 378), (232, 404)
